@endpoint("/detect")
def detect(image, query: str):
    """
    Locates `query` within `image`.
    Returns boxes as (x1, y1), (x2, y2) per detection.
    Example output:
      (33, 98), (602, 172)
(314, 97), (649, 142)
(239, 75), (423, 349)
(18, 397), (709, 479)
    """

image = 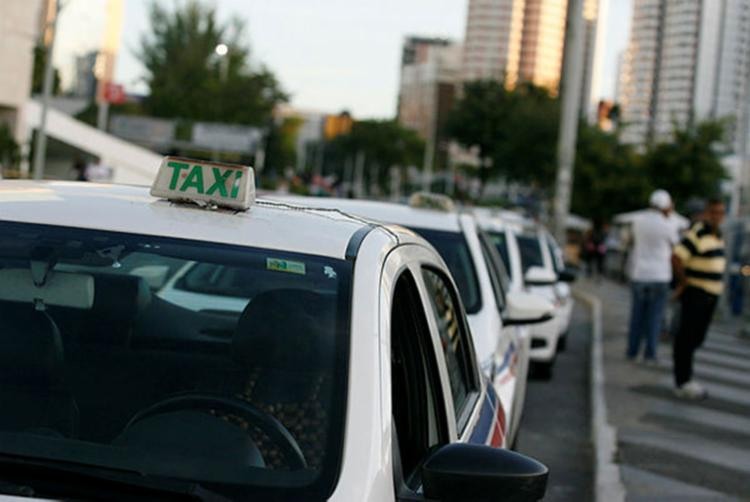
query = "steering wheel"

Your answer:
(122, 392), (307, 469)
